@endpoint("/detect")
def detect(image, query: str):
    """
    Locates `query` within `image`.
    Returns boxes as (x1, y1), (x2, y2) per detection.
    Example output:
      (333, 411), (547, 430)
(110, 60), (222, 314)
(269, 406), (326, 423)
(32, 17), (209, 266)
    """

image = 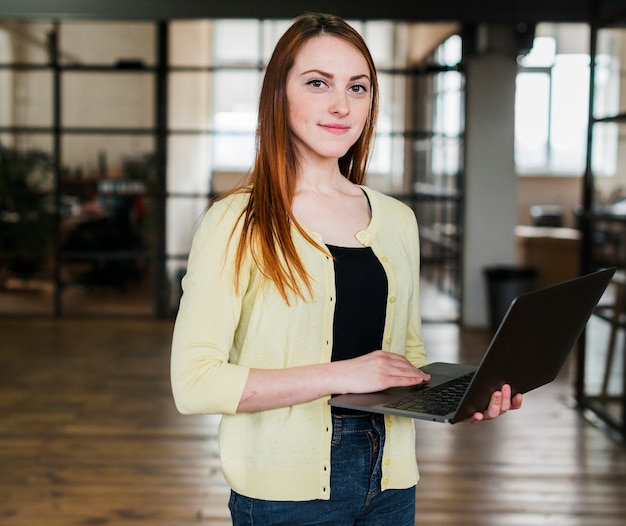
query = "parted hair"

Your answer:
(224, 12), (379, 303)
